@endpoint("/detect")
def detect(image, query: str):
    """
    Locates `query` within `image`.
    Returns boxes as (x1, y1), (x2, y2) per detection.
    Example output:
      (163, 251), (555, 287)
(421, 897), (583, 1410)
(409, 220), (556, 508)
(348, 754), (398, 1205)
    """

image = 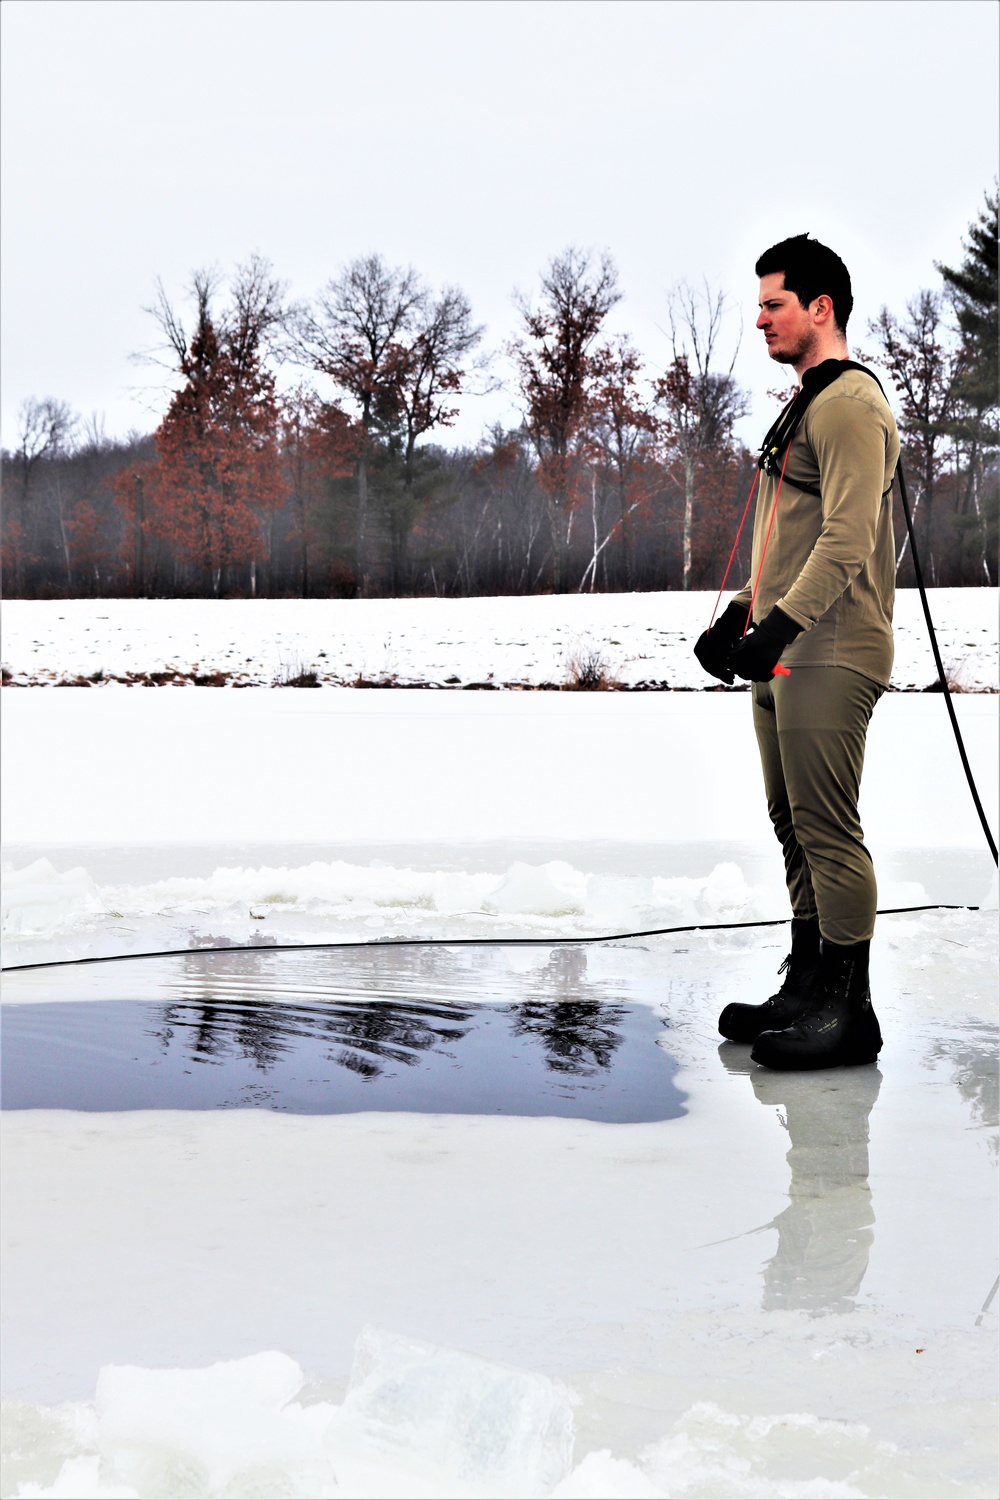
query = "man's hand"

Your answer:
(730, 606), (803, 681)
(693, 601), (751, 685)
